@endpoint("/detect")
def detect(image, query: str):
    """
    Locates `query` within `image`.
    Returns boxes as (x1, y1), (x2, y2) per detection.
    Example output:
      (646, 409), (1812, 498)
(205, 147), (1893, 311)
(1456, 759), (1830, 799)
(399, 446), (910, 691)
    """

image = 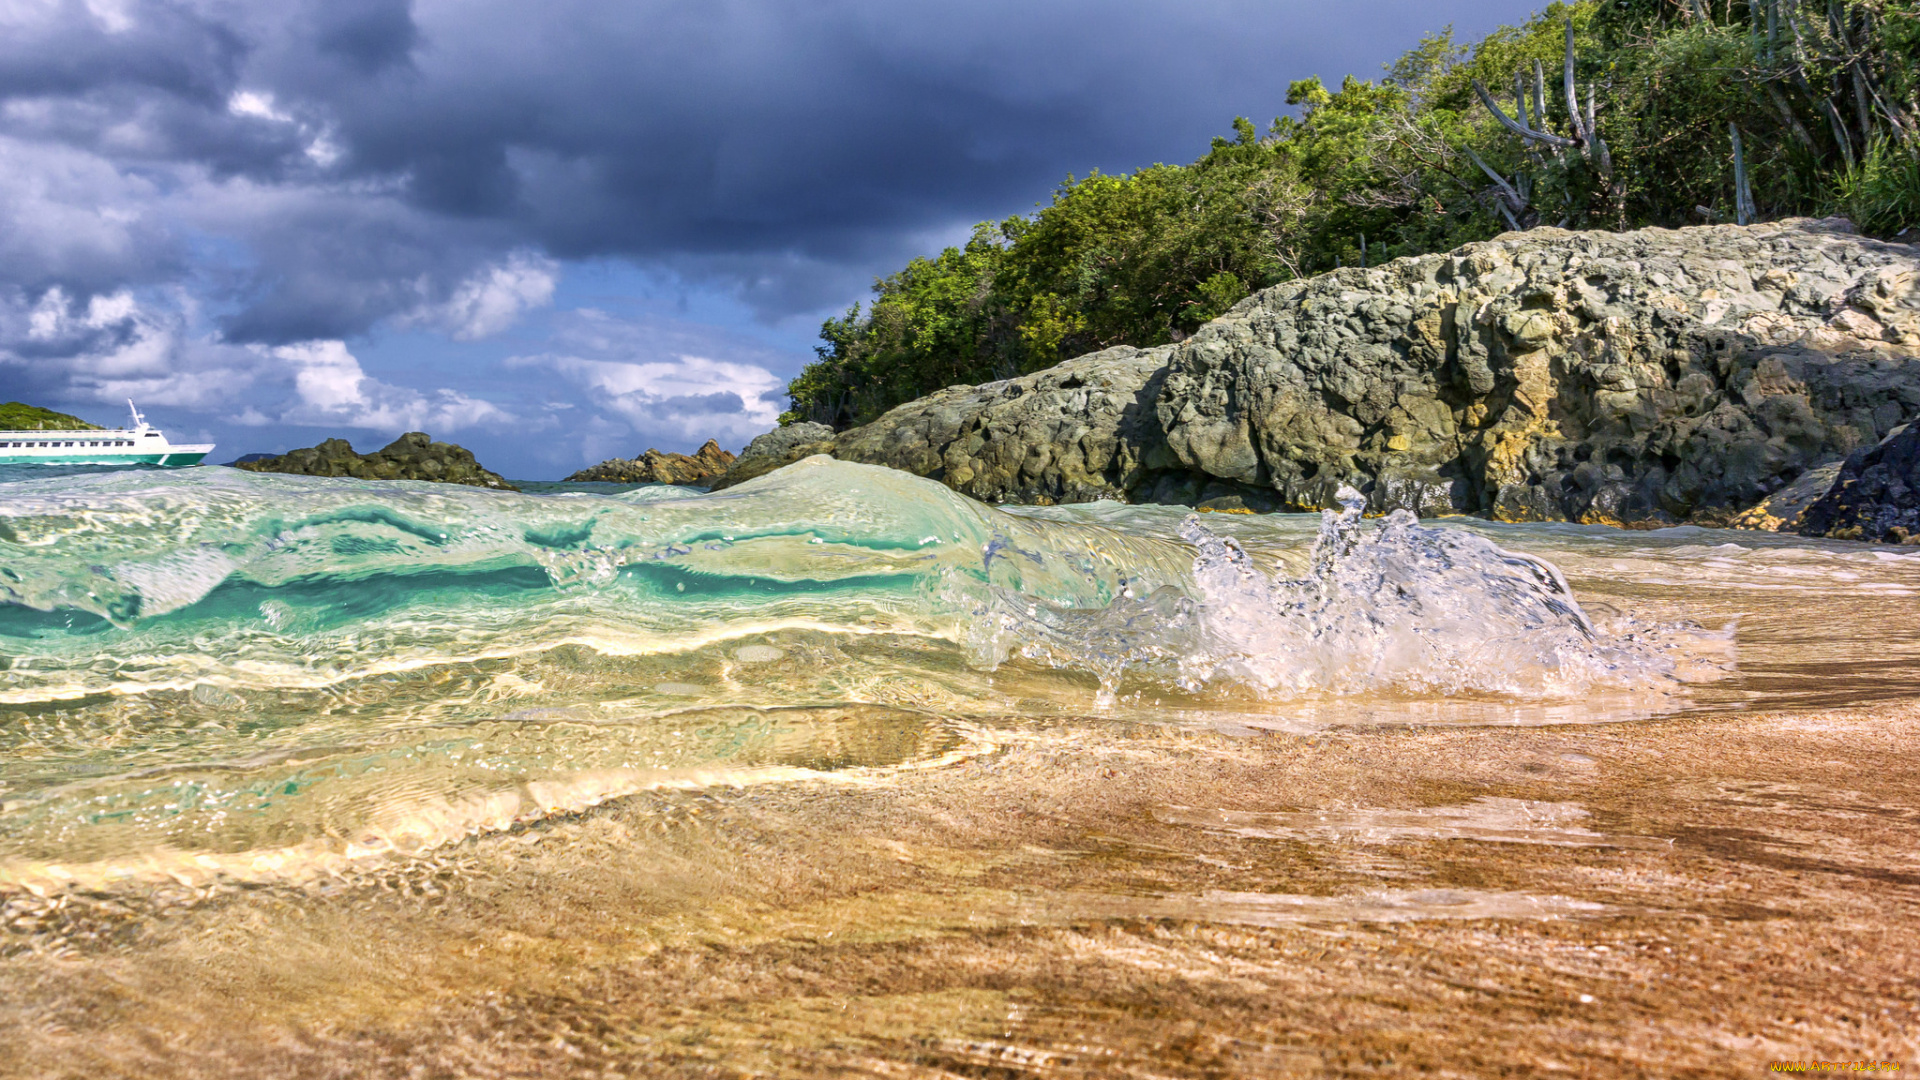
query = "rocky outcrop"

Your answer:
(709, 423), (835, 491)
(805, 219), (1920, 524)
(565, 440), (734, 485)
(1158, 218), (1919, 524)
(828, 347), (1226, 506)
(235, 432), (517, 490)
(1798, 423), (1920, 542)
(1725, 462), (1844, 531)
